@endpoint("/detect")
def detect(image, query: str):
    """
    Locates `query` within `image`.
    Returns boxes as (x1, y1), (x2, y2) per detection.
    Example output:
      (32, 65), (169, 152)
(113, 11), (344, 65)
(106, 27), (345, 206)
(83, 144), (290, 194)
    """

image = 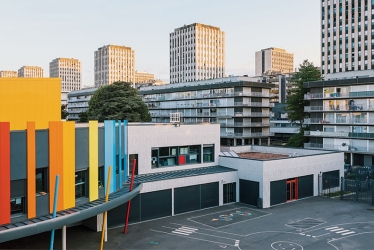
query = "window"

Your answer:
(129, 154), (138, 175)
(75, 170), (87, 199)
(151, 145), (201, 168)
(10, 197), (25, 215)
(203, 144), (214, 162)
(36, 168), (48, 194)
